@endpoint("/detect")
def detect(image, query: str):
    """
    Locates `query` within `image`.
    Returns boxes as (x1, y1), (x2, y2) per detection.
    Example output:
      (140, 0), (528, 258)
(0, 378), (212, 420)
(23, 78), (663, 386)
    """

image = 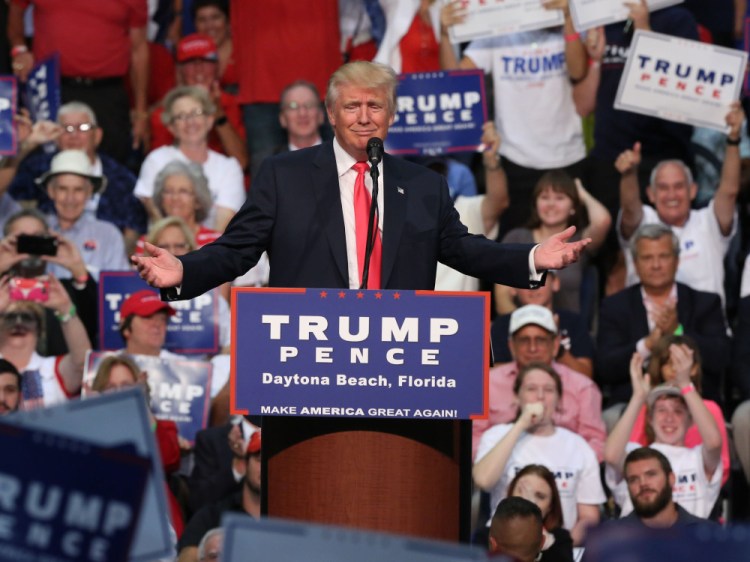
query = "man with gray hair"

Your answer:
(614, 102), (744, 305)
(3, 101), (147, 253)
(197, 528), (223, 561)
(596, 223), (729, 412)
